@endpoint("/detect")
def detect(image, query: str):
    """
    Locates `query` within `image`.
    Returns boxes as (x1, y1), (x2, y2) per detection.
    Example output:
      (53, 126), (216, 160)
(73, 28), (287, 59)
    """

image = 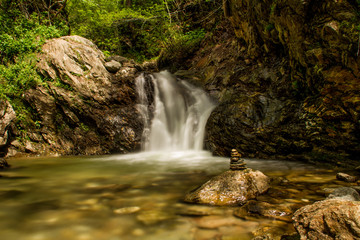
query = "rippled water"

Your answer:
(0, 152), (344, 240)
